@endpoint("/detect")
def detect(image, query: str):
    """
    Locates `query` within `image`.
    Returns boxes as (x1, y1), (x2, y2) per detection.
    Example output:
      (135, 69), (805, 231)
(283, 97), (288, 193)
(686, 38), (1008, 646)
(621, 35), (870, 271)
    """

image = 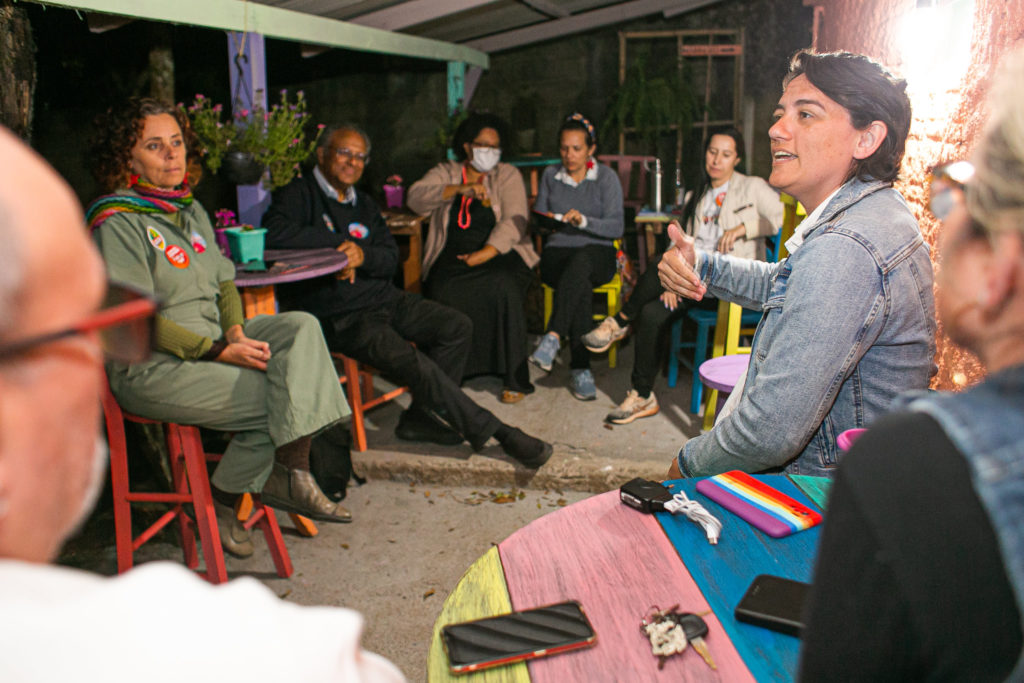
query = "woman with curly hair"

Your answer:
(87, 98), (353, 558)
(407, 112), (538, 403)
